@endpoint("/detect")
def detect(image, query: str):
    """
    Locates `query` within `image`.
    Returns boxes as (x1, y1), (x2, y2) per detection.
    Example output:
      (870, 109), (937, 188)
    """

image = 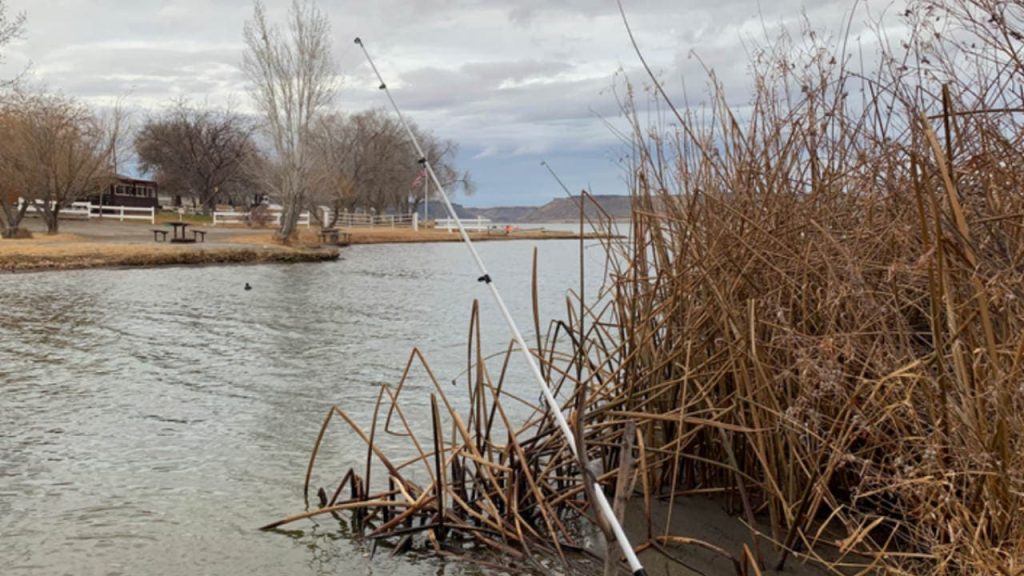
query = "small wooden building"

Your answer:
(91, 176), (159, 208)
